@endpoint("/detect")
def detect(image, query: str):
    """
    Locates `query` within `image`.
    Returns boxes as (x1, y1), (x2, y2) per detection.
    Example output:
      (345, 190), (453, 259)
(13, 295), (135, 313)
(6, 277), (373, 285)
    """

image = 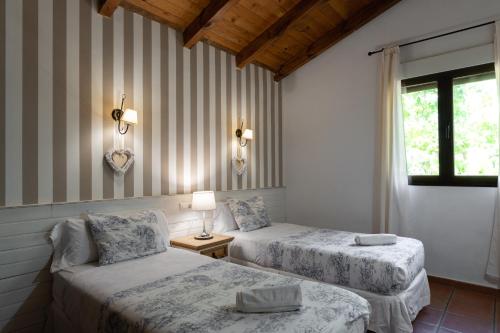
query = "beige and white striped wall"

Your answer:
(0, 0), (284, 208)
